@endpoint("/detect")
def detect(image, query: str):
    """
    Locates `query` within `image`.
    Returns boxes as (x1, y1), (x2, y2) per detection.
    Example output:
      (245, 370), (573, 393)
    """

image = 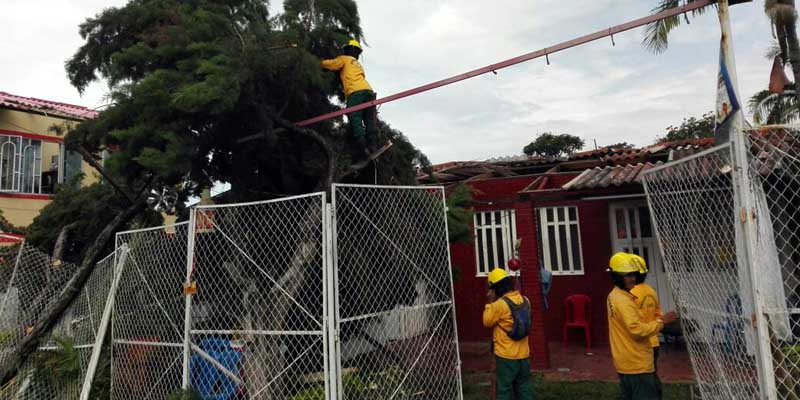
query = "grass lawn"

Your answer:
(462, 374), (693, 400)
